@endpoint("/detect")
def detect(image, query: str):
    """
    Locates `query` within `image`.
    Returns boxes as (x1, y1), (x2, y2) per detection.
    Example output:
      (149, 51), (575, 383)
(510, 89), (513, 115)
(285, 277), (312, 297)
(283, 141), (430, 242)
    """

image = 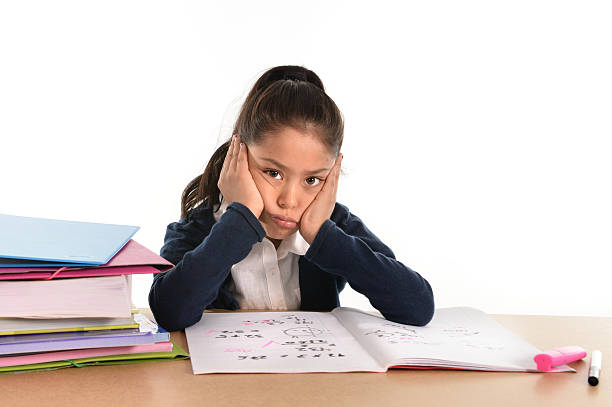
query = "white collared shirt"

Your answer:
(213, 199), (310, 310)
